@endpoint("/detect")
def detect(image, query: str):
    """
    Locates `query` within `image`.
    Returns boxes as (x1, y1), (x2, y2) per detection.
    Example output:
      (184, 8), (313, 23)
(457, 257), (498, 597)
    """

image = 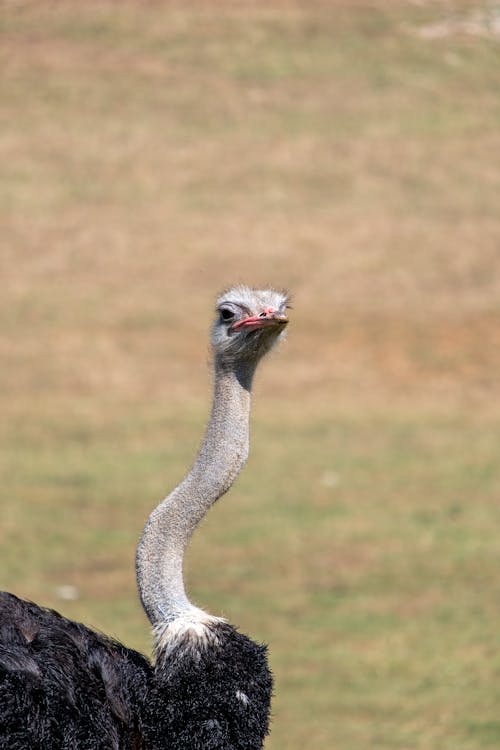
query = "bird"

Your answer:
(0, 285), (289, 750)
